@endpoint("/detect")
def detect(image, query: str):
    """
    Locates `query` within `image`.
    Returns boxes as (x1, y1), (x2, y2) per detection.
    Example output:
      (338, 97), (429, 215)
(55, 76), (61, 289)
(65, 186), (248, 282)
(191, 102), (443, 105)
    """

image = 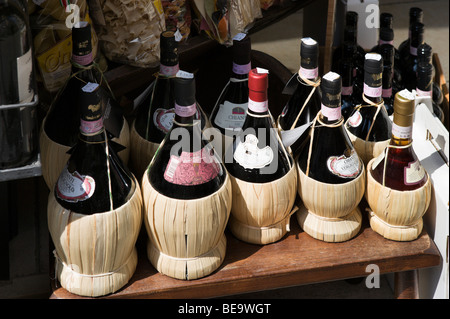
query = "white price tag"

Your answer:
(82, 82), (99, 93)
(176, 70), (194, 79)
(174, 29), (183, 42)
(256, 67), (269, 74)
